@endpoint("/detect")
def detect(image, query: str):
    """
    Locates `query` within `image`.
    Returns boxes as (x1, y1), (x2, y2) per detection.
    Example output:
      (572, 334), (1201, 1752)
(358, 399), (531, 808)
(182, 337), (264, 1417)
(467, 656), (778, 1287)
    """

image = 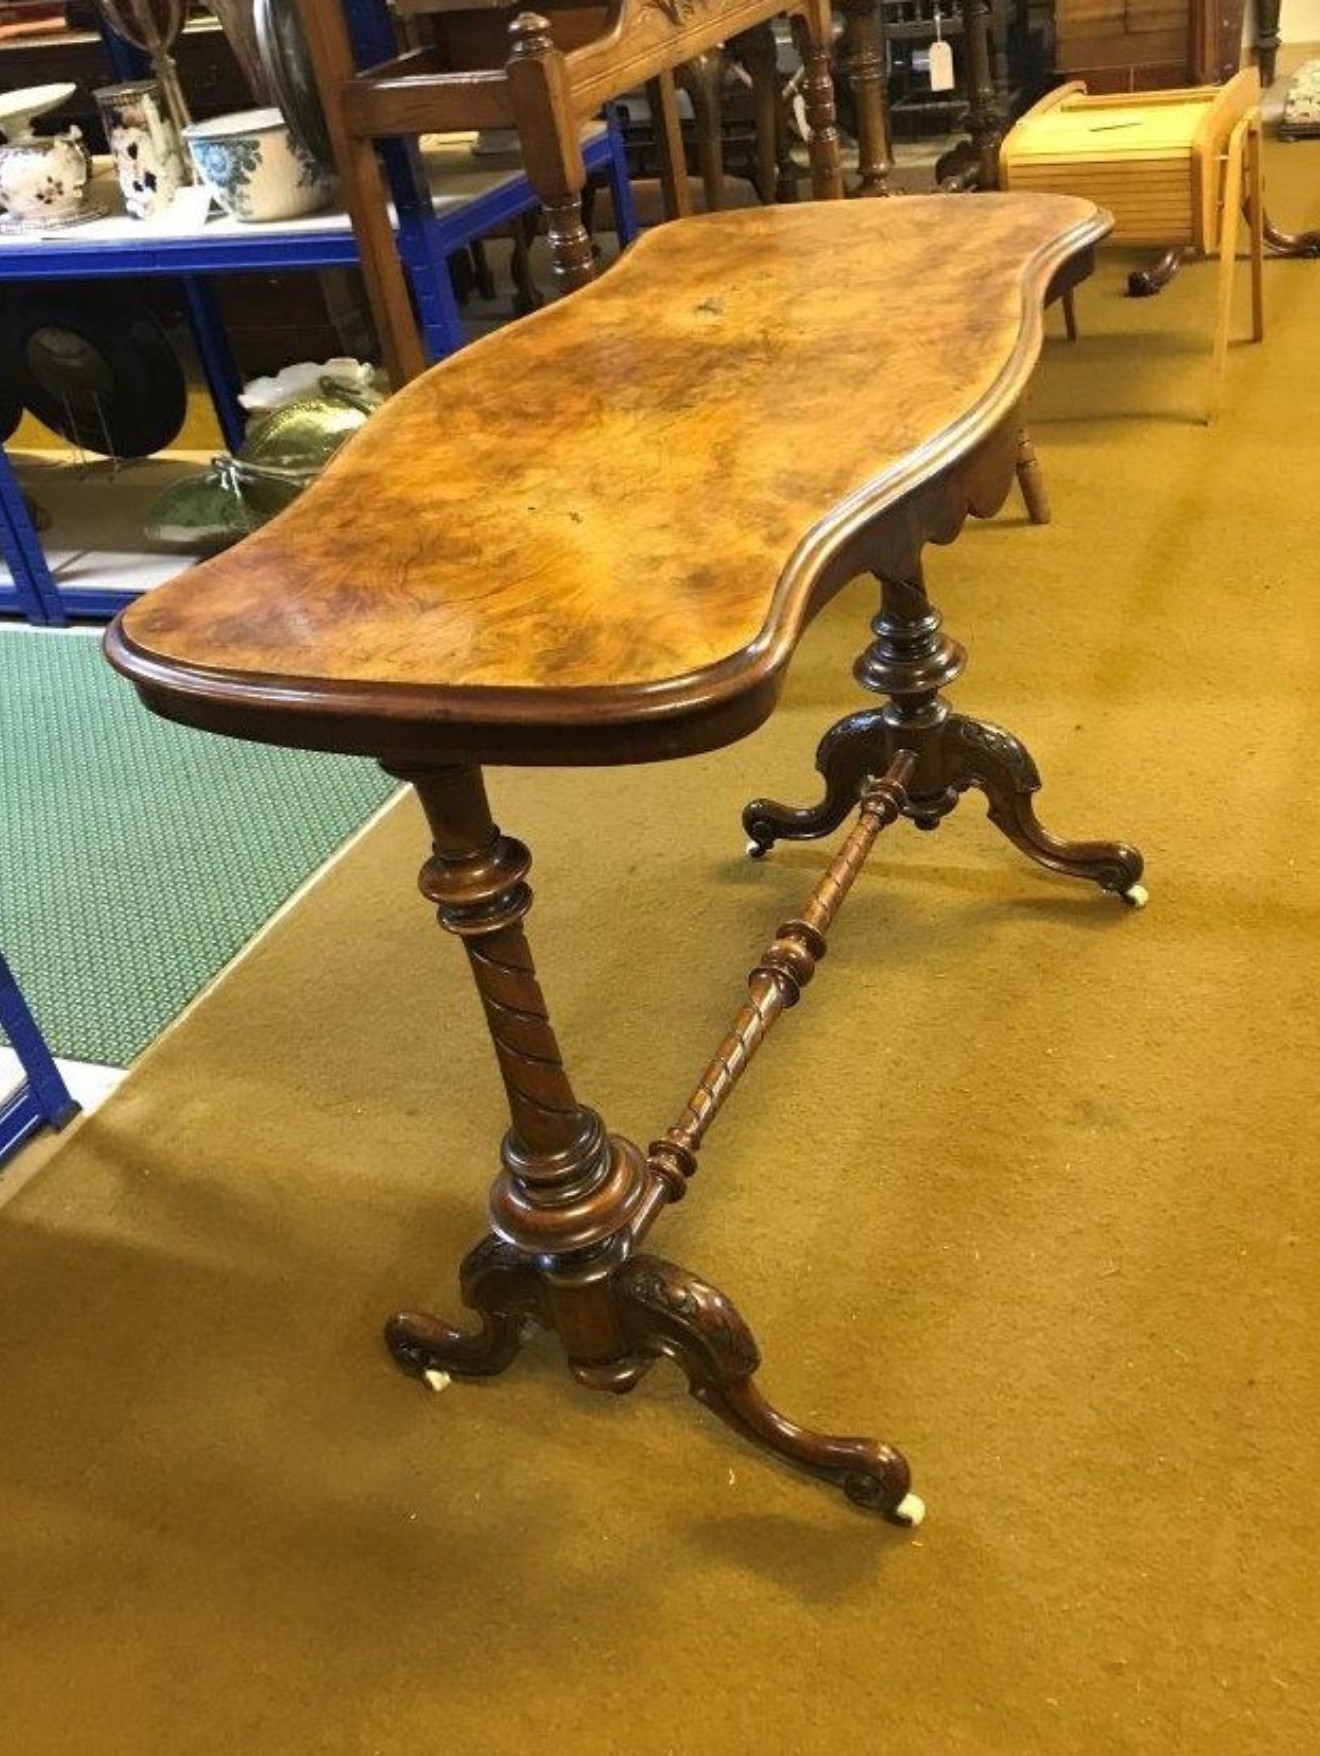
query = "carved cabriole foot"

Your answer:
(387, 1234), (545, 1379)
(744, 685), (1142, 899)
(389, 1241), (921, 1523)
(1128, 246), (1190, 298)
(742, 429), (1143, 900)
(1263, 214), (1320, 260)
(611, 1255), (918, 1522)
(940, 713), (1144, 899)
(745, 706), (893, 851)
